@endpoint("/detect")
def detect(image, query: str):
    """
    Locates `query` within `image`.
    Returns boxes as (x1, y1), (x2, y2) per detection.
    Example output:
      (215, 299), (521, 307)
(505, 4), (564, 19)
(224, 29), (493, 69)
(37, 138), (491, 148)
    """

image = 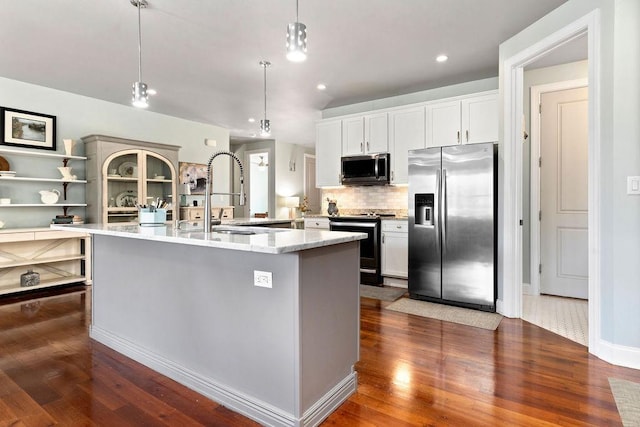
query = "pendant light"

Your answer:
(257, 155), (268, 171)
(286, 0), (307, 62)
(131, 0), (149, 108)
(259, 60), (271, 137)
